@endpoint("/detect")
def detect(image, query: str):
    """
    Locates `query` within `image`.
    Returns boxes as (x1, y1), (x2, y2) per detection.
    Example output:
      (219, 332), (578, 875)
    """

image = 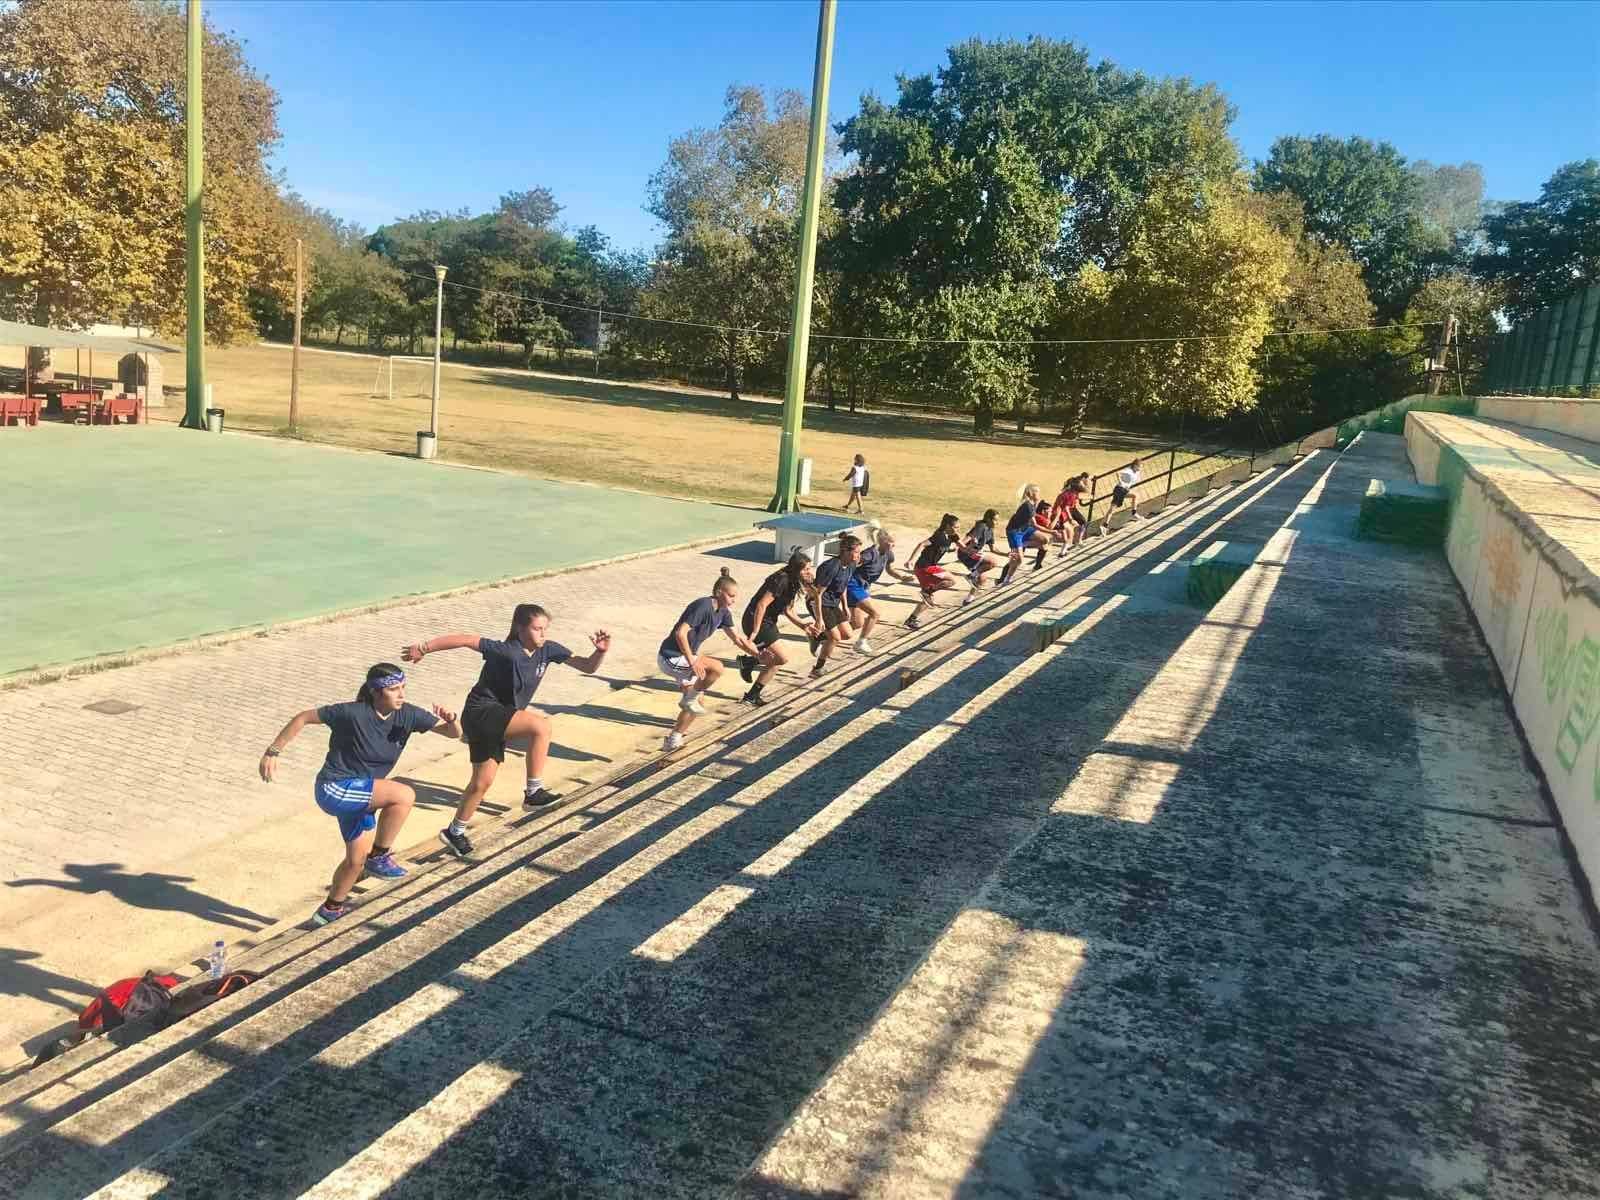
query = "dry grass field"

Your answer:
(9, 343), (1201, 532)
